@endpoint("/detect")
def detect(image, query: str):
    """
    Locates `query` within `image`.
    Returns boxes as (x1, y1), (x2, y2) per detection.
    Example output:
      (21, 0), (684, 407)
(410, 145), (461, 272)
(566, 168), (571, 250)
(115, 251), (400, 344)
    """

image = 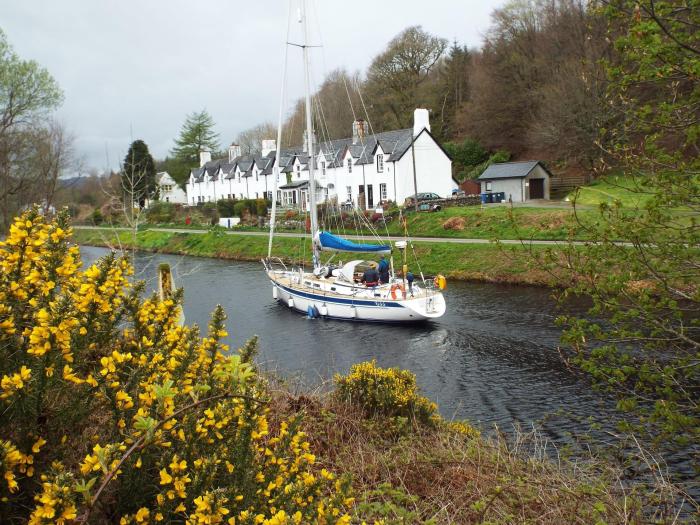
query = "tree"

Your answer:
(168, 110), (220, 186)
(234, 122), (276, 155)
(436, 41), (471, 140)
(0, 28), (64, 229)
(365, 26), (447, 131)
(171, 110), (220, 165)
(122, 139), (156, 208)
(546, 0), (700, 468)
(460, 1), (609, 165)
